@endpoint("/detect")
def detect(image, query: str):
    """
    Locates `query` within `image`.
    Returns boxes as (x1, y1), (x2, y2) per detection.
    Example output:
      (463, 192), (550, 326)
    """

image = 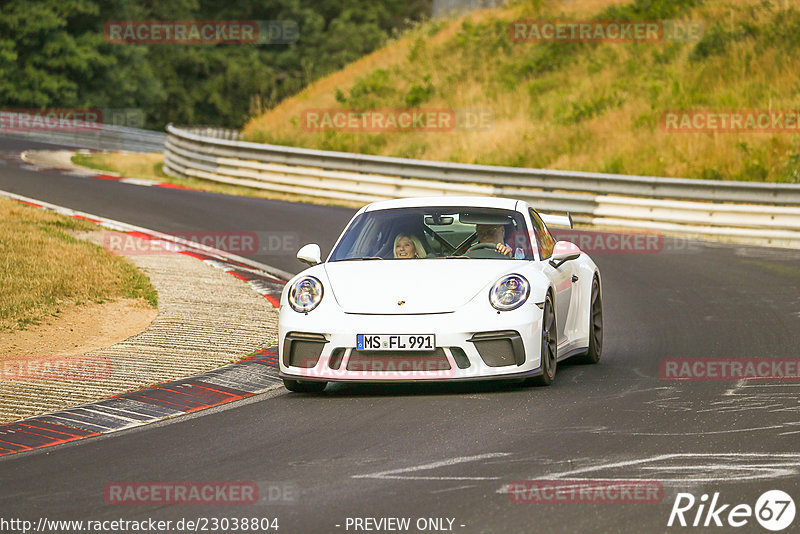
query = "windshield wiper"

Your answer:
(336, 256), (384, 261)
